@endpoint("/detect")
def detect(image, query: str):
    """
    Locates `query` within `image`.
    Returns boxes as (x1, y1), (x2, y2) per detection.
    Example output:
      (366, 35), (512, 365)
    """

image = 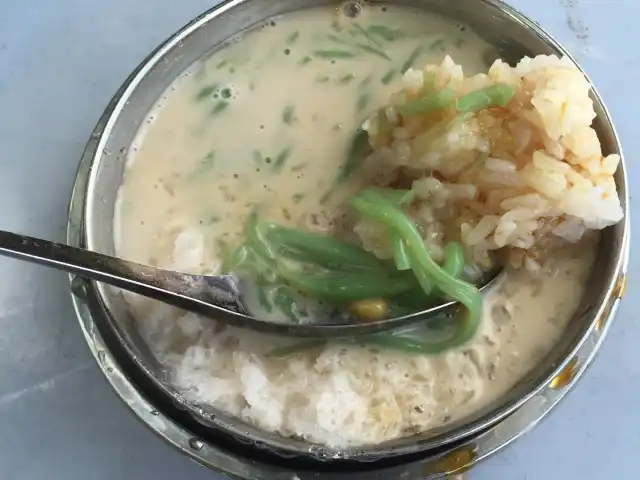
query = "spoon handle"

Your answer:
(0, 229), (163, 287)
(0, 229), (239, 310)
